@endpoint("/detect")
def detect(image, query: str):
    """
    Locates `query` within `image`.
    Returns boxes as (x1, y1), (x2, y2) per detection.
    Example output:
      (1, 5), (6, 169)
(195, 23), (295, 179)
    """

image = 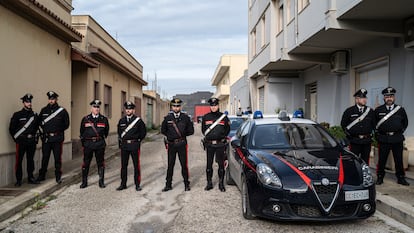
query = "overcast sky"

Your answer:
(72, 0), (248, 99)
